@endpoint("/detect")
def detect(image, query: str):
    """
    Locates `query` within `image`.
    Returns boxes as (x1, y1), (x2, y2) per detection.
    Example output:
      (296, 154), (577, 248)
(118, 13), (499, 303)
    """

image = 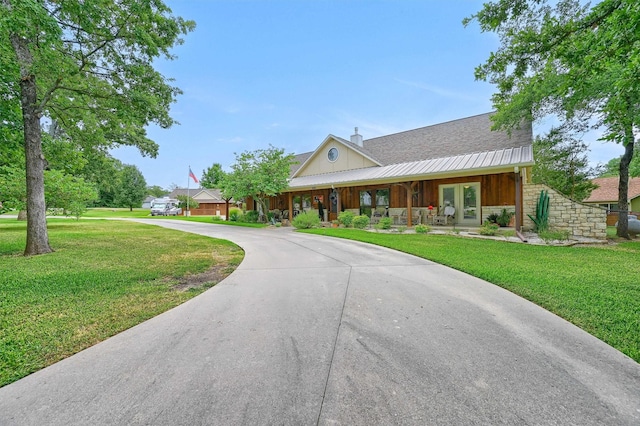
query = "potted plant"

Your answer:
(496, 208), (514, 227)
(331, 220), (339, 228)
